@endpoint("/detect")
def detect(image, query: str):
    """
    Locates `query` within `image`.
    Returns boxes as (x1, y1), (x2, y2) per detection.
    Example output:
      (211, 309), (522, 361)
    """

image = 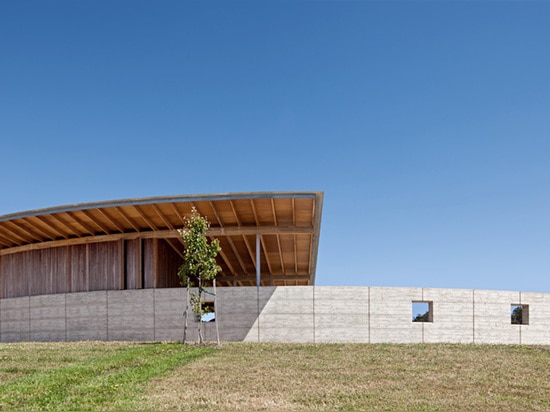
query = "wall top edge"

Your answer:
(1, 286), (548, 302)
